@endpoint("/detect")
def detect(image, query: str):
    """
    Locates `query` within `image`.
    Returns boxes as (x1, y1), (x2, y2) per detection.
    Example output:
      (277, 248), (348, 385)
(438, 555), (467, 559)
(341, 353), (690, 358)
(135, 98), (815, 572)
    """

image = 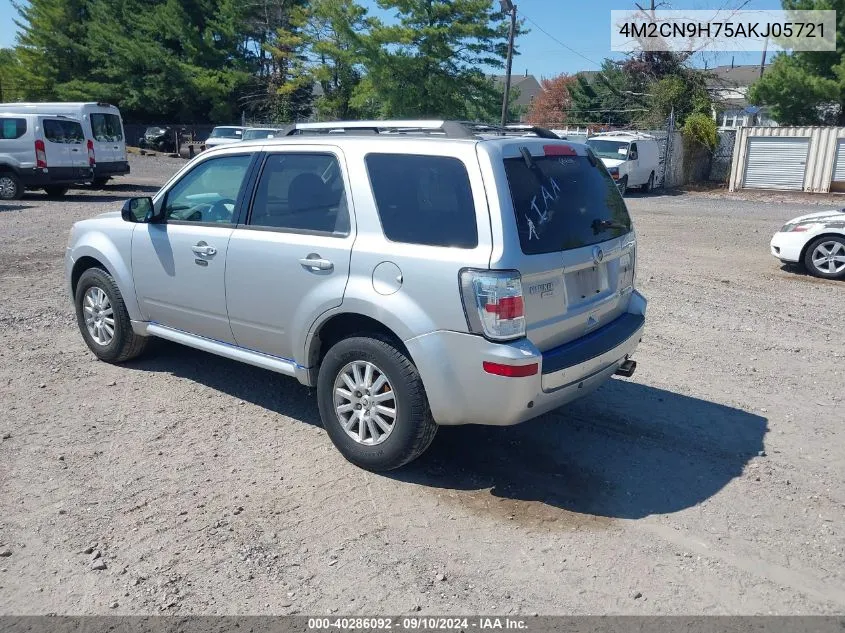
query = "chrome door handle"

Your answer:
(192, 243), (217, 256)
(298, 255), (334, 271)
